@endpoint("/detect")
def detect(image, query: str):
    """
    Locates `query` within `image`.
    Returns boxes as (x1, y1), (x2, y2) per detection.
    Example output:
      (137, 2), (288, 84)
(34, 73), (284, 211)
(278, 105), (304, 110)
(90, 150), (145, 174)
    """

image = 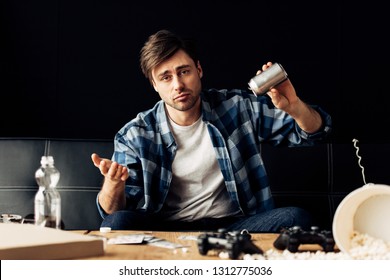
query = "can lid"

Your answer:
(248, 80), (266, 96)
